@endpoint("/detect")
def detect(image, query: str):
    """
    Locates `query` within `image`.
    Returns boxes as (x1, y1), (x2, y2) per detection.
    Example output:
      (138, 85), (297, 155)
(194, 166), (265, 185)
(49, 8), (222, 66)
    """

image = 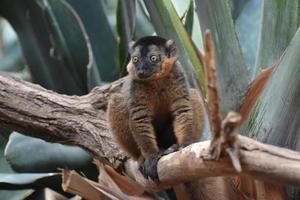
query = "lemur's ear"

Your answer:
(128, 41), (135, 54)
(165, 39), (177, 58)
